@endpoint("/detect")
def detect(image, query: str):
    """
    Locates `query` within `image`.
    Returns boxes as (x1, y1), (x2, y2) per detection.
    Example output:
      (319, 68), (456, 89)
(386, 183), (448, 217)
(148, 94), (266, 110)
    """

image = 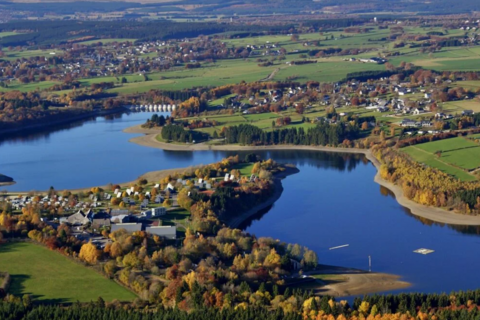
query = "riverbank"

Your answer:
(124, 124), (480, 226)
(296, 265), (411, 297)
